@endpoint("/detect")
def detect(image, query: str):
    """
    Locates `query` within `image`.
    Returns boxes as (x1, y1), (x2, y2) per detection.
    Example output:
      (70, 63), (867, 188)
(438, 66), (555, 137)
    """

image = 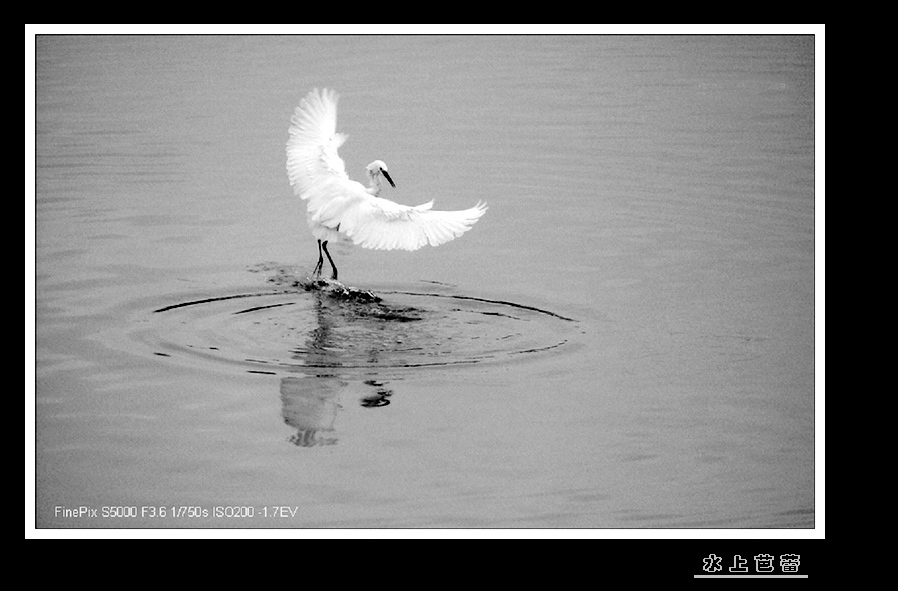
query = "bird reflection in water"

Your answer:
(280, 284), (418, 447)
(280, 376), (340, 447)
